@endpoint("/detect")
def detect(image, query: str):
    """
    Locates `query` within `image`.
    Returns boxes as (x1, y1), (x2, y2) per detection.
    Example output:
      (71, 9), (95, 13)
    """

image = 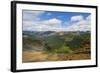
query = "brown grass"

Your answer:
(22, 51), (48, 62)
(22, 50), (91, 63)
